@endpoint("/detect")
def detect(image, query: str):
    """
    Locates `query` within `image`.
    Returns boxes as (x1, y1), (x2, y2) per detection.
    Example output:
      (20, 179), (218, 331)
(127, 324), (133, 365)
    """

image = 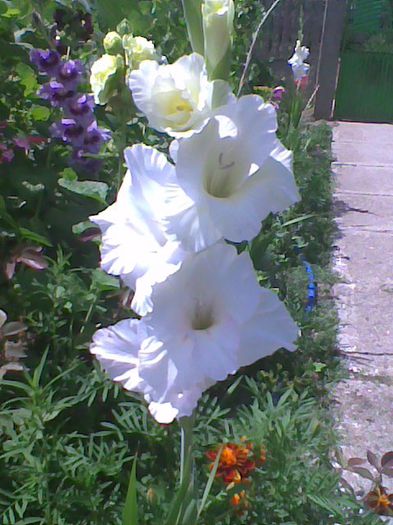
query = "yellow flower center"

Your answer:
(153, 91), (194, 128)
